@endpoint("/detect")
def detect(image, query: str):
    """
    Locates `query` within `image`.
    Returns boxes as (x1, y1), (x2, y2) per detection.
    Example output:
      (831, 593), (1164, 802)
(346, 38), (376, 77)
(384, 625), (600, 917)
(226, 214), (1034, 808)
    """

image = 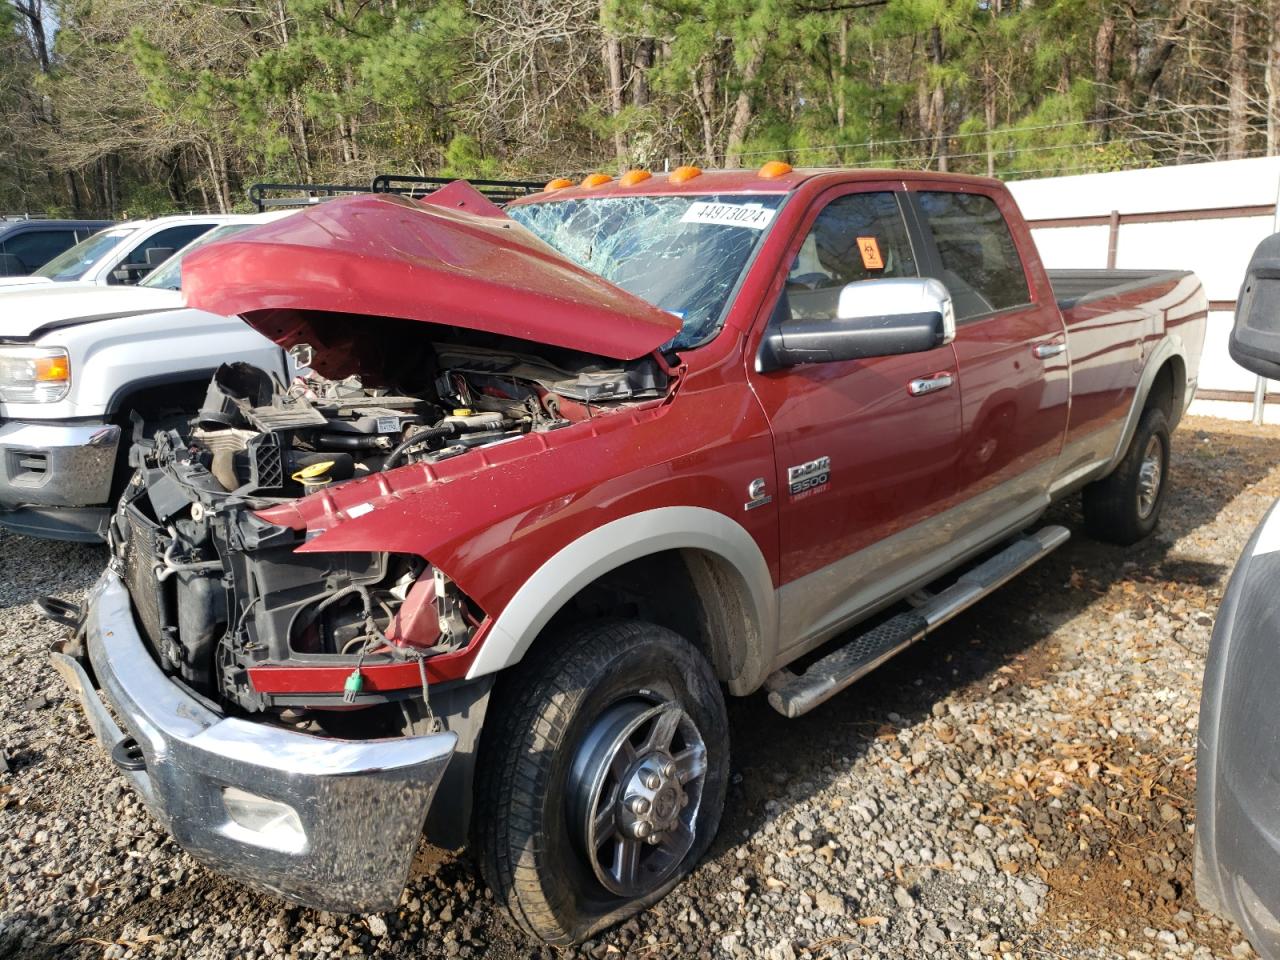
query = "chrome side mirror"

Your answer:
(761, 277), (955, 370)
(836, 276), (954, 345)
